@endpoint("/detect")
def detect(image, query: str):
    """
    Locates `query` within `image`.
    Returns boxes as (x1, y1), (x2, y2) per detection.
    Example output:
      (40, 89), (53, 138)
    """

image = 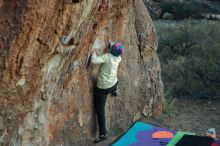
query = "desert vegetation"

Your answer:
(155, 20), (220, 99)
